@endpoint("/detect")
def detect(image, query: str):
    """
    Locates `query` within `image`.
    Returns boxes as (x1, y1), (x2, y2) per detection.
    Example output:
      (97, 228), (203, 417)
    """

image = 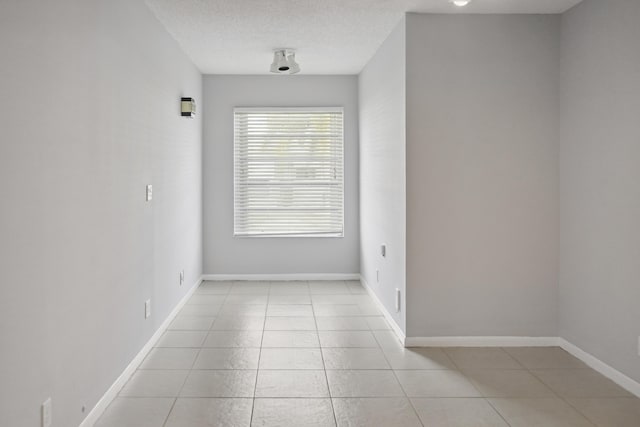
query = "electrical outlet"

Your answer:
(145, 299), (151, 319)
(42, 398), (52, 427)
(637, 336), (640, 356)
(180, 270), (184, 286)
(395, 288), (401, 313)
(381, 244), (386, 257)
(146, 184), (153, 202)
(376, 270), (379, 283)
